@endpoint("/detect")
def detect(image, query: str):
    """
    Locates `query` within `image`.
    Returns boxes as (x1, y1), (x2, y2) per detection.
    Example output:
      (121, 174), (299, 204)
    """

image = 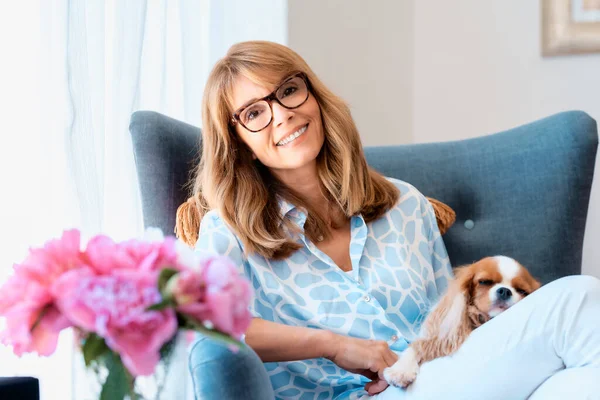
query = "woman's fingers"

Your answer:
(348, 368), (377, 380)
(330, 336), (398, 395)
(367, 344), (397, 395)
(369, 340), (396, 369)
(383, 348), (399, 368)
(366, 377), (389, 395)
(334, 337), (399, 396)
